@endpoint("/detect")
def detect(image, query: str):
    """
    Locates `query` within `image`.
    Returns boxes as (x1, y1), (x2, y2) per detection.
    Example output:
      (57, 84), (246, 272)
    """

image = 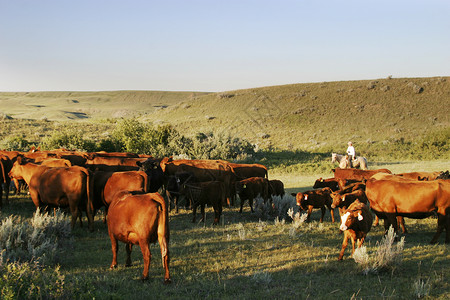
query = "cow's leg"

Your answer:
(0, 185), (3, 209)
(4, 178), (10, 205)
(329, 206), (335, 223)
(397, 216), (407, 234)
(200, 204), (206, 223)
(109, 233), (118, 269)
(384, 213), (397, 234)
(320, 206), (325, 223)
(373, 215), (379, 226)
(192, 203), (198, 223)
(446, 214), (450, 244)
(239, 196), (244, 213)
(430, 214), (447, 244)
(213, 202), (222, 225)
(139, 241), (151, 281)
(69, 201), (80, 230)
(350, 233), (357, 256)
(306, 206), (313, 222)
(249, 197), (254, 213)
(158, 234), (171, 284)
(338, 231), (350, 260)
(125, 243), (133, 267)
